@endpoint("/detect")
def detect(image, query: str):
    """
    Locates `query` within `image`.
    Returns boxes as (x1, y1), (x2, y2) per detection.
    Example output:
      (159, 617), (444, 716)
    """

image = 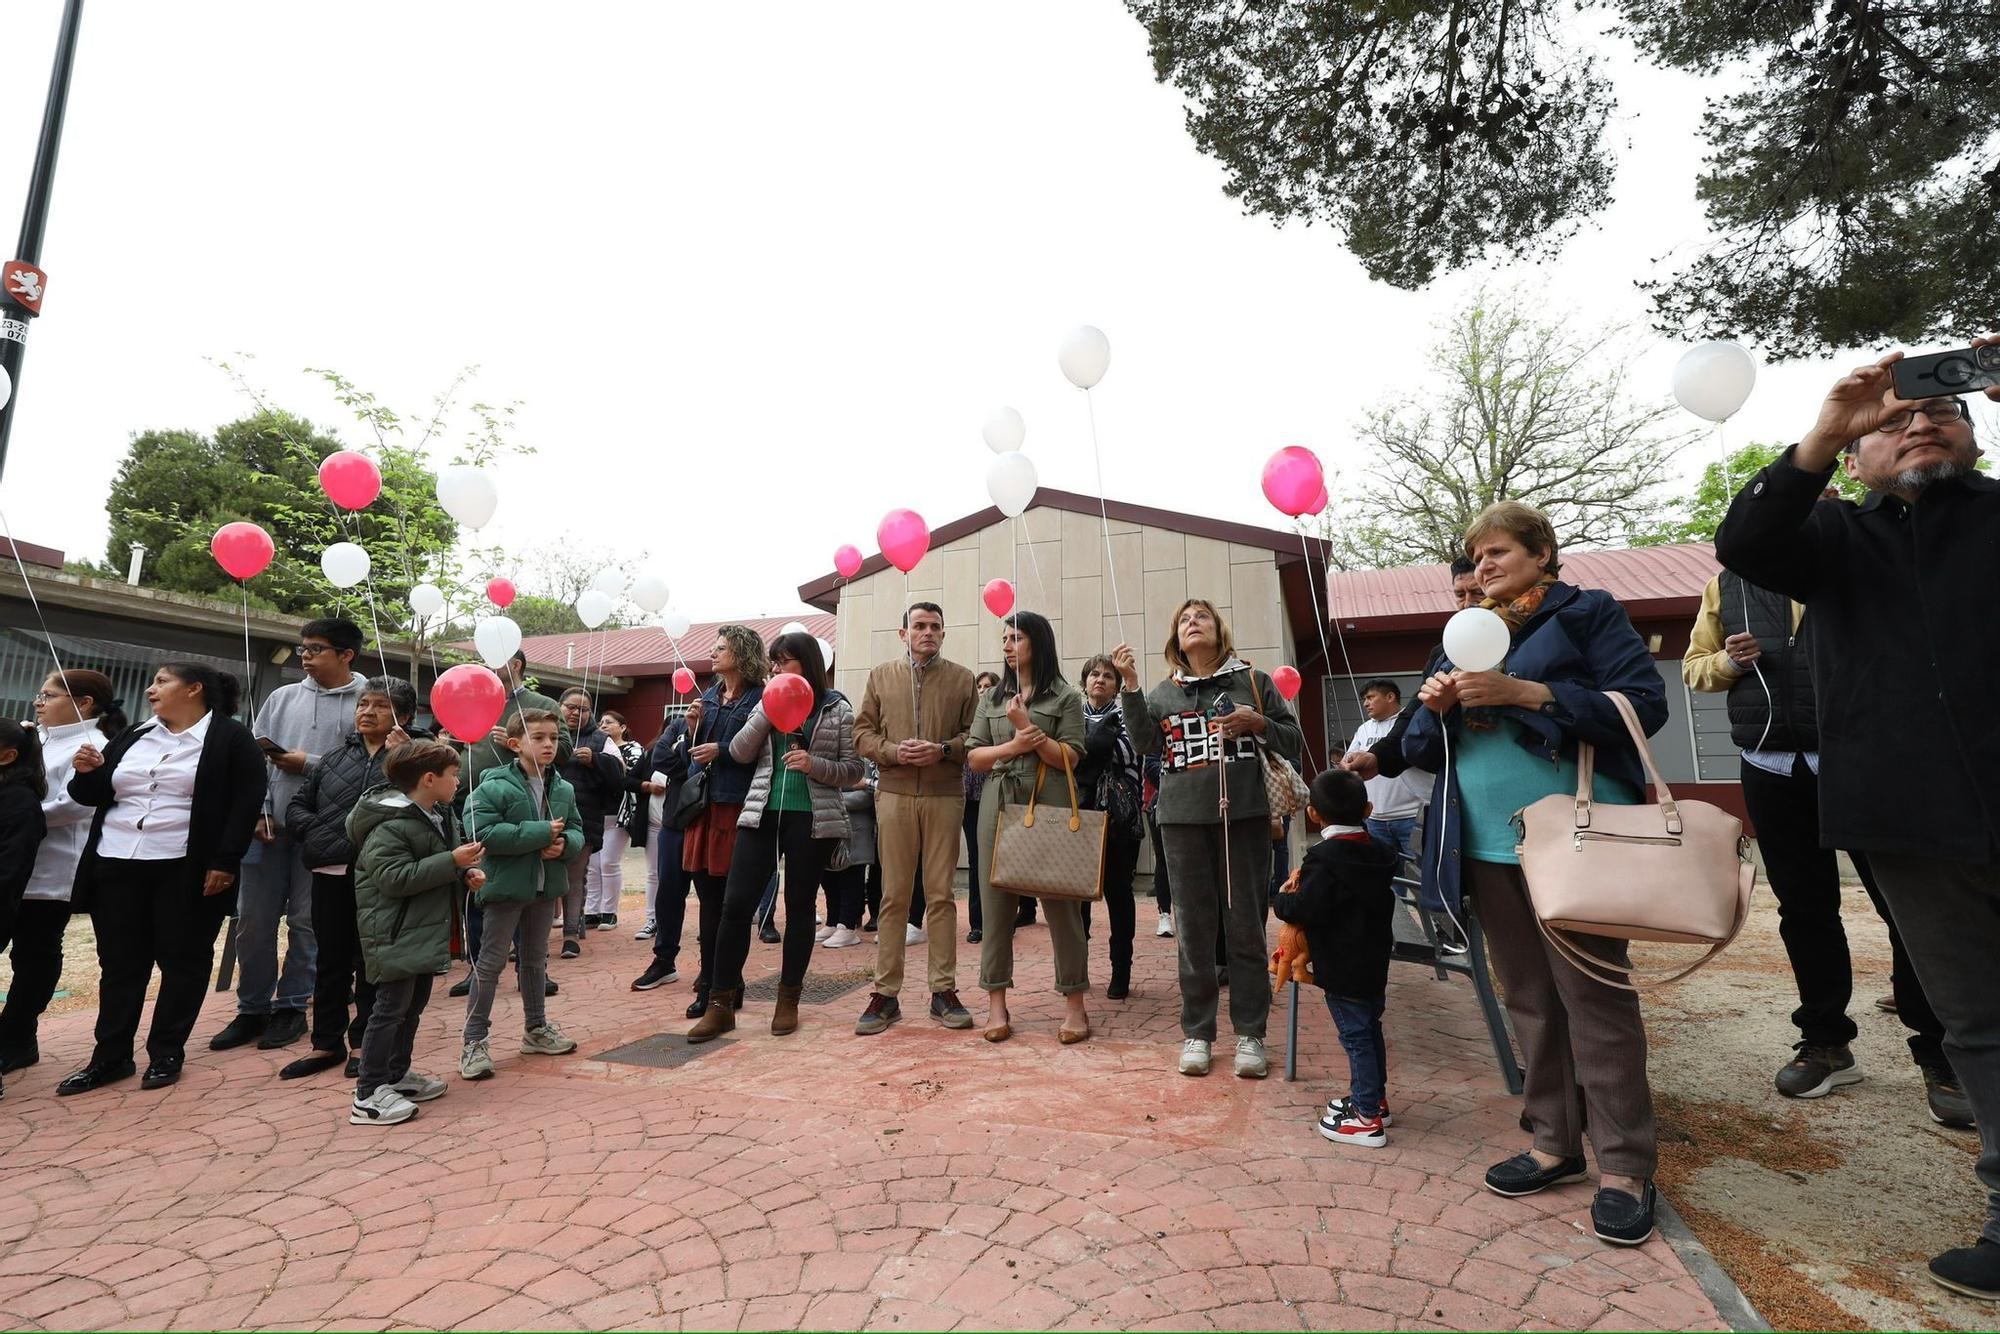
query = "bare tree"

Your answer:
(1327, 290), (1689, 570)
